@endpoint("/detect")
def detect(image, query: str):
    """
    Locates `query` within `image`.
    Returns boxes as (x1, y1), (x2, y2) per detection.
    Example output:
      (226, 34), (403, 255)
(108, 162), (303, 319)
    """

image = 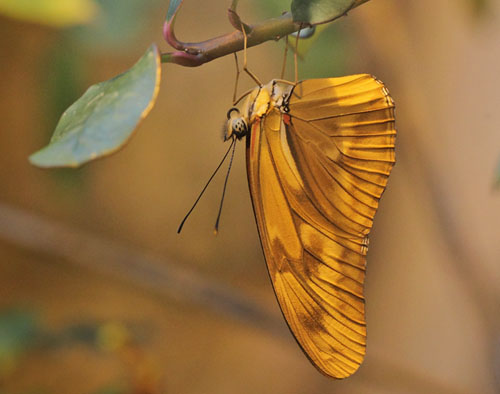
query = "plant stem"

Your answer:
(162, 12), (298, 67)
(161, 0), (372, 67)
